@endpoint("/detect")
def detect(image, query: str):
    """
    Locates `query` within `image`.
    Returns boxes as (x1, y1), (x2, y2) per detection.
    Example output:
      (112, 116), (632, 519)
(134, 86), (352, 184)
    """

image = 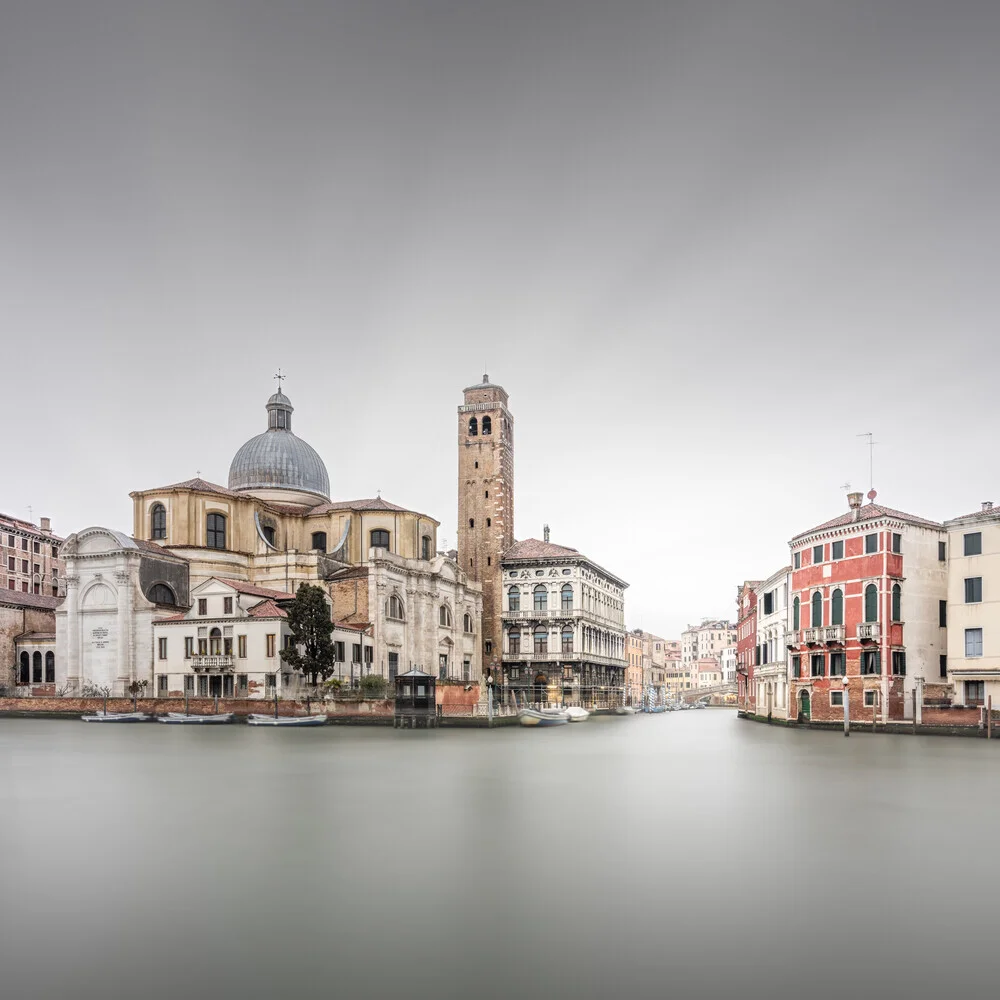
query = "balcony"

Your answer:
(502, 650), (625, 669)
(857, 623), (880, 643)
(823, 625), (845, 644)
(502, 608), (583, 621)
(786, 631), (800, 649)
(802, 628), (822, 646)
(191, 655), (234, 671)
